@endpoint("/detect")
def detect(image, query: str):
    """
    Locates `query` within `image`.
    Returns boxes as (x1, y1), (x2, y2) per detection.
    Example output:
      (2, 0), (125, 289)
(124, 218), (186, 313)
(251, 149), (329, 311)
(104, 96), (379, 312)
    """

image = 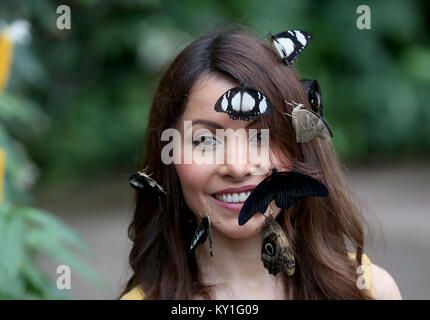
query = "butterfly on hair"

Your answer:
(238, 168), (329, 226)
(300, 78), (323, 117)
(284, 100), (333, 143)
(129, 169), (167, 200)
(214, 86), (275, 121)
(261, 213), (295, 276)
(189, 214), (213, 257)
(270, 30), (313, 66)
